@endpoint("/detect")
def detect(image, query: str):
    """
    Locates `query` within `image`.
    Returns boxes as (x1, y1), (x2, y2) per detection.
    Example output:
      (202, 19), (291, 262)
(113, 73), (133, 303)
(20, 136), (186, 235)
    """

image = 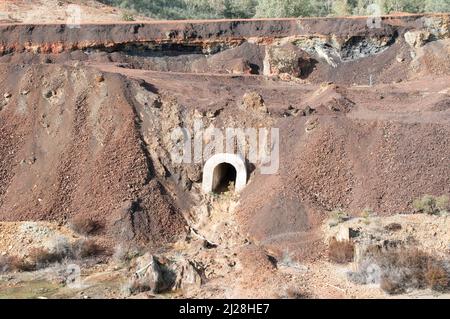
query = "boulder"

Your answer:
(266, 43), (313, 77)
(131, 253), (203, 294)
(241, 91), (267, 113)
(404, 30), (431, 48)
(186, 164), (202, 183)
(135, 89), (161, 109)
